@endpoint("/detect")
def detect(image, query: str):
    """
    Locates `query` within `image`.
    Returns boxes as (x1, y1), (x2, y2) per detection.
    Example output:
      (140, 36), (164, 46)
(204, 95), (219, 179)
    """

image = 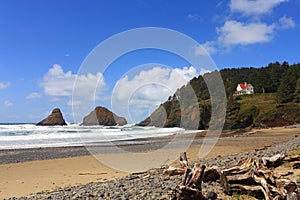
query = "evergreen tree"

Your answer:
(277, 64), (300, 103)
(139, 61), (300, 130)
(269, 62), (285, 92)
(294, 78), (300, 103)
